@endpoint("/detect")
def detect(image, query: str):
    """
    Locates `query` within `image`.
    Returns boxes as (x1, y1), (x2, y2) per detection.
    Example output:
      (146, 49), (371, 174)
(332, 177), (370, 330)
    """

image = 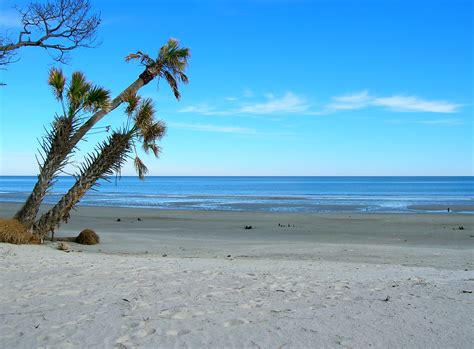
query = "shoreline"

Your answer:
(1, 200), (473, 214)
(1, 202), (472, 270)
